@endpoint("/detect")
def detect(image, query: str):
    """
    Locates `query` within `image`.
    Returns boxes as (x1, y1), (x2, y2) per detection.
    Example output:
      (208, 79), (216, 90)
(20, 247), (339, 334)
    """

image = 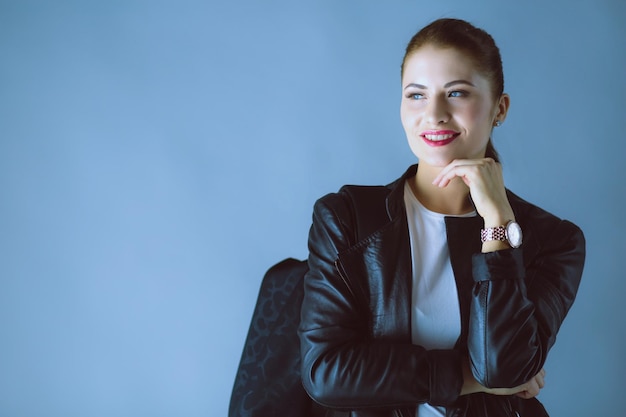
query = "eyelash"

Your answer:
(448, 90), (468, 98)
(405, 90), (469, 100)
(406, 93), (424, 100)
